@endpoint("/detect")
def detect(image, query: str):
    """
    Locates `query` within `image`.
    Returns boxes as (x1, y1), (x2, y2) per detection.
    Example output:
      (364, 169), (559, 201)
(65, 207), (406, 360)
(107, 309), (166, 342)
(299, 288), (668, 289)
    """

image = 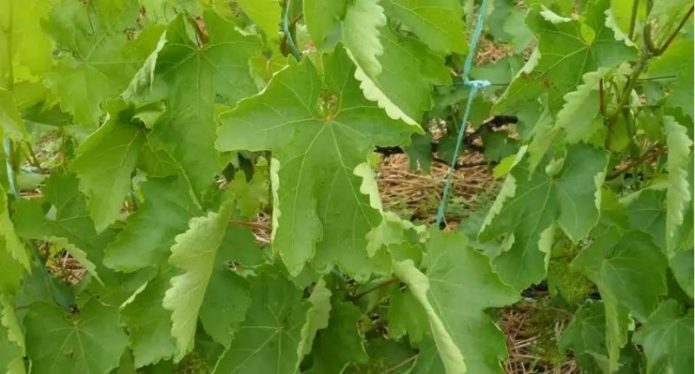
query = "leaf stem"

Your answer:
(628, 0), (640, 40)
(656, 5), (694, 55)
(282, 0), (301, 60)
